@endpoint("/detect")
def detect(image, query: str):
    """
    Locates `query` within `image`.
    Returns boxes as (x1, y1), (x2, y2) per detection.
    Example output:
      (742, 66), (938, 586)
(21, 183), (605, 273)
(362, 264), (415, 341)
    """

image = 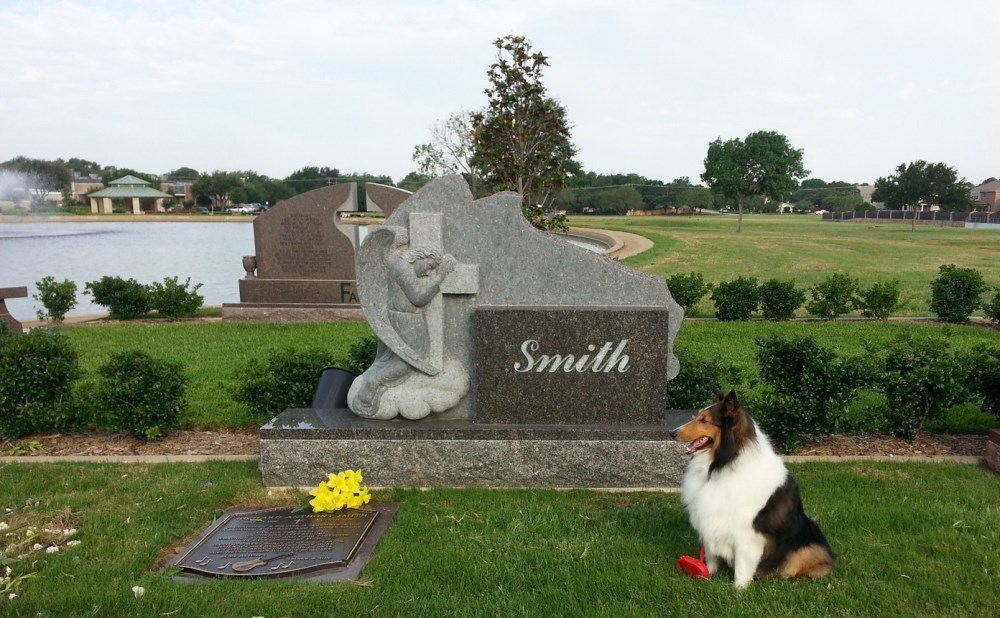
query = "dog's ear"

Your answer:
(722, 389), (741, 419)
